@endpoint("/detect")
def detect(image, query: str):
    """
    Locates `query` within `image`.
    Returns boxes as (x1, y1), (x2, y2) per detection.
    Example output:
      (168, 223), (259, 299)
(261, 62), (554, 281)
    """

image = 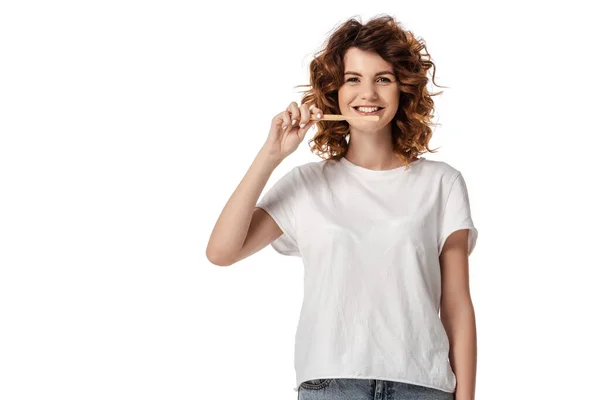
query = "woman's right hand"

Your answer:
(262, 101), (323, 161)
